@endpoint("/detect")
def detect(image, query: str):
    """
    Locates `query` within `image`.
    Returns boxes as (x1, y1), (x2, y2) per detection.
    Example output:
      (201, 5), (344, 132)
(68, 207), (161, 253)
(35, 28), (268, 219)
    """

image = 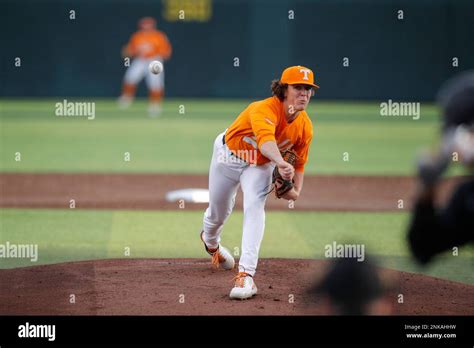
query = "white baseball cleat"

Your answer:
(200, 231), (235, 270)
(148, 103), (162, 117)
(229, 272), (257, 300)
(118, 95), (133, 109)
